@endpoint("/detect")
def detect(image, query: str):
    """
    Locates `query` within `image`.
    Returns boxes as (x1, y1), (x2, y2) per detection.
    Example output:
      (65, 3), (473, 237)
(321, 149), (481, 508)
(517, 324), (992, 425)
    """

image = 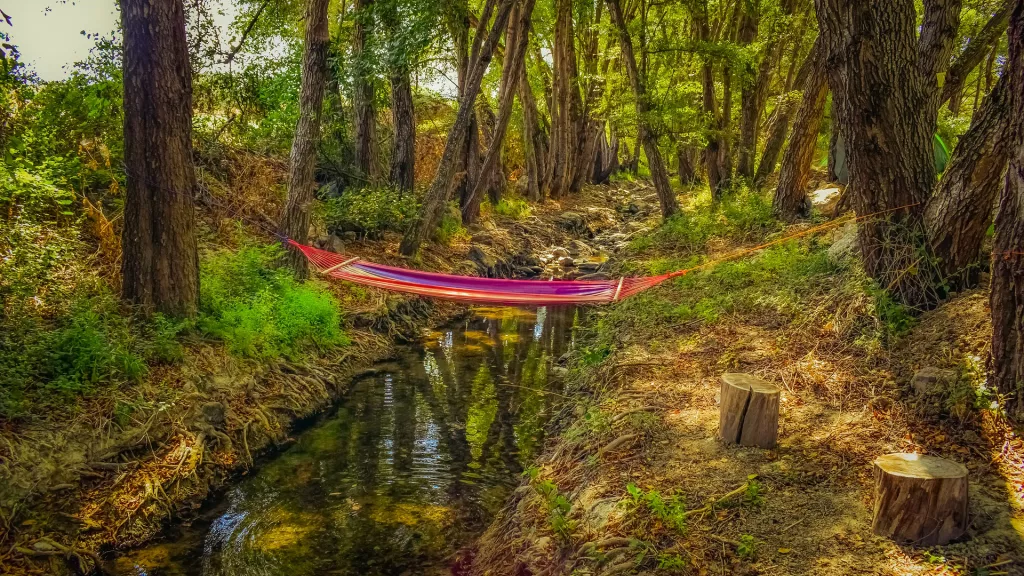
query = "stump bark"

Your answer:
(872, 453), (969, 546)
(718, 373), (780, 448)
